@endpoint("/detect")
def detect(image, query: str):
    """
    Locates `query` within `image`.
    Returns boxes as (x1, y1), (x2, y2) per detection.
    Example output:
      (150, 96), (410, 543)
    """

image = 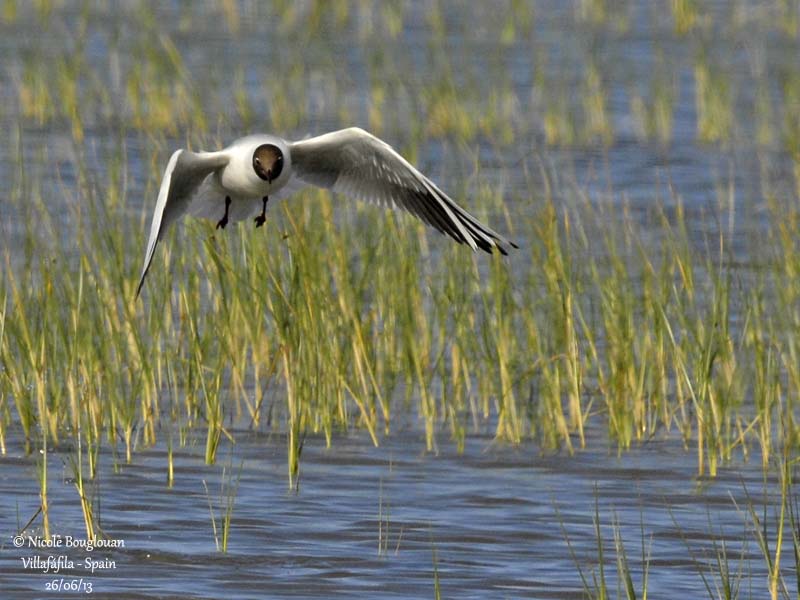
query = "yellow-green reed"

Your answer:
(37, 433), (50, 540)
(630, 49), (675, 145)
(671, 0), (701, 35)
(559, 491), (653, 600)
(737, 458), (799, 600)
(68, 430), (98, 541)
(694, 54), (733, 145)
(221, 460), (244, 553)
(4, 122), (800, 484)
(201, 456), (243, 553)
(0, 292), (5, 454)
(431, 533), (442, 600)
(377, 478), (400, 557)
(3, 1), (800, 494)
(561, 458), (800, 599)
(582, 61), (614, 146)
